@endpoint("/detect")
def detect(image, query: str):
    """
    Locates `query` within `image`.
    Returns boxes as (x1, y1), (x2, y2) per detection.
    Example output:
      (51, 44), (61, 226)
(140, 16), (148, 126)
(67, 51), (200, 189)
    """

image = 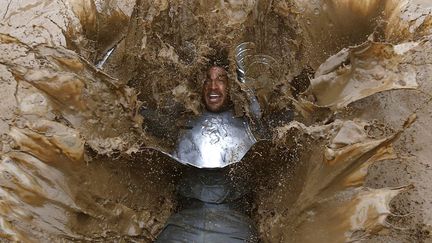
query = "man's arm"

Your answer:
(241, 84), (270, 140)
(244, 87), (262, 120)
(242, 84), (294, 140)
